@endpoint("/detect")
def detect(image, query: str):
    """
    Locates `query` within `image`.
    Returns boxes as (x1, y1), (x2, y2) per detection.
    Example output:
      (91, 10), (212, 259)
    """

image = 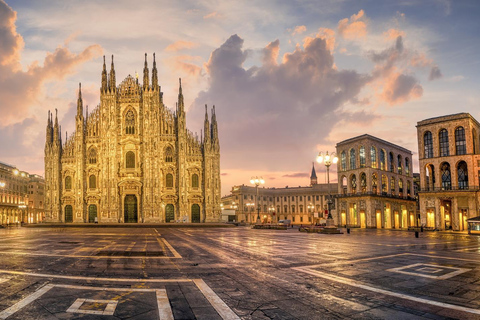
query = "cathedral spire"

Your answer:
(46, 110), (52, 145)
(211, 105), (219, 148)
(178, 78), (184, 113)
(204, 104), (210, 144)
(310, 162), (317, 186)
(109, 55), (116, 92)
(151, 52), (158, 89)
(143, 53), (149, 90)
(101, 55), (107, 92)
(77, 83), (83, 117)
